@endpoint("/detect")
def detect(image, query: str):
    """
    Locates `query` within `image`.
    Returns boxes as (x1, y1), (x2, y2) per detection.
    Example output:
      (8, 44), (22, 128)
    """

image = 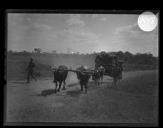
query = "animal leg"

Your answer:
(80, 83), (83, 91)
(58, 81), (62, 92)
(26, 72), (30, 83)
(100, 78), (102, 85)
(97, 80), (99, 86)
(85, 84), (87, 94)
(32, 73), (37, 81)
(97, 79), (100, 86)
(95, 79), (97, 86)
(101, 76), (103, 85)
(113, 77), (117, 87)
(62, 80), (66, 90)
(54, 82), (58, 93)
